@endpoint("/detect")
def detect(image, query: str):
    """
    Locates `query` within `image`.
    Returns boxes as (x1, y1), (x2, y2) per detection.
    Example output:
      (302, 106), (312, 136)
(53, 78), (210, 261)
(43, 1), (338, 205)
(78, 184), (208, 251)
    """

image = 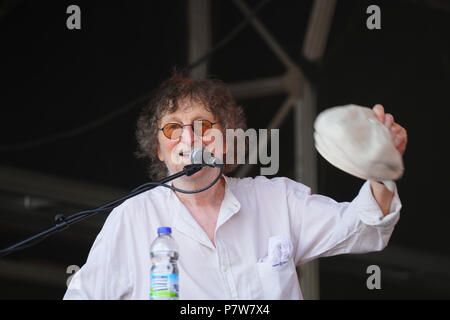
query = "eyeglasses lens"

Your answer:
(162, 120), (213, 140)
